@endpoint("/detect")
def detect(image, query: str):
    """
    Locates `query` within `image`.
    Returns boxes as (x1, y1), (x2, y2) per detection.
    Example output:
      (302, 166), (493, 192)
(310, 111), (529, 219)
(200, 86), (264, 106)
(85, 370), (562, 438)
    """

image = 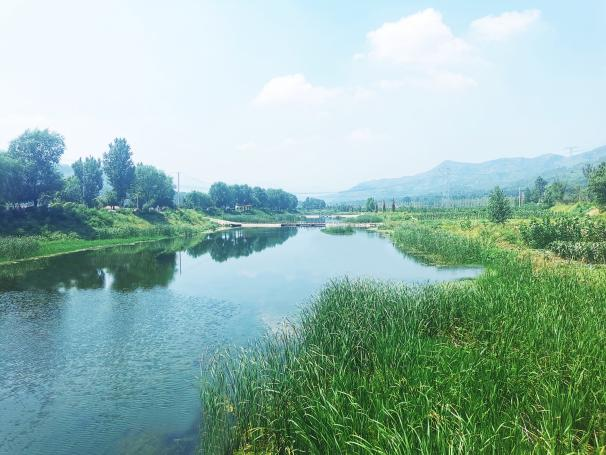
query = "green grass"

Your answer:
(0, 203), (217, 263)
(217, 209), (304, 224)
(321, 226), (355, 235)
(200, 223), (606, 454)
